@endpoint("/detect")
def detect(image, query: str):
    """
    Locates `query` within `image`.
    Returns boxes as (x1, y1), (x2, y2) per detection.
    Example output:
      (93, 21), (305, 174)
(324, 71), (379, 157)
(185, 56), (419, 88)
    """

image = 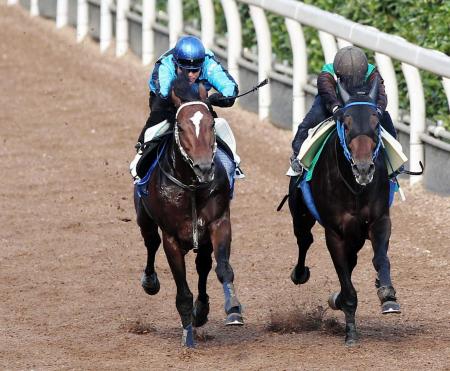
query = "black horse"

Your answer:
(134, 75), (243, 348)
(288, 79), (400, 345)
